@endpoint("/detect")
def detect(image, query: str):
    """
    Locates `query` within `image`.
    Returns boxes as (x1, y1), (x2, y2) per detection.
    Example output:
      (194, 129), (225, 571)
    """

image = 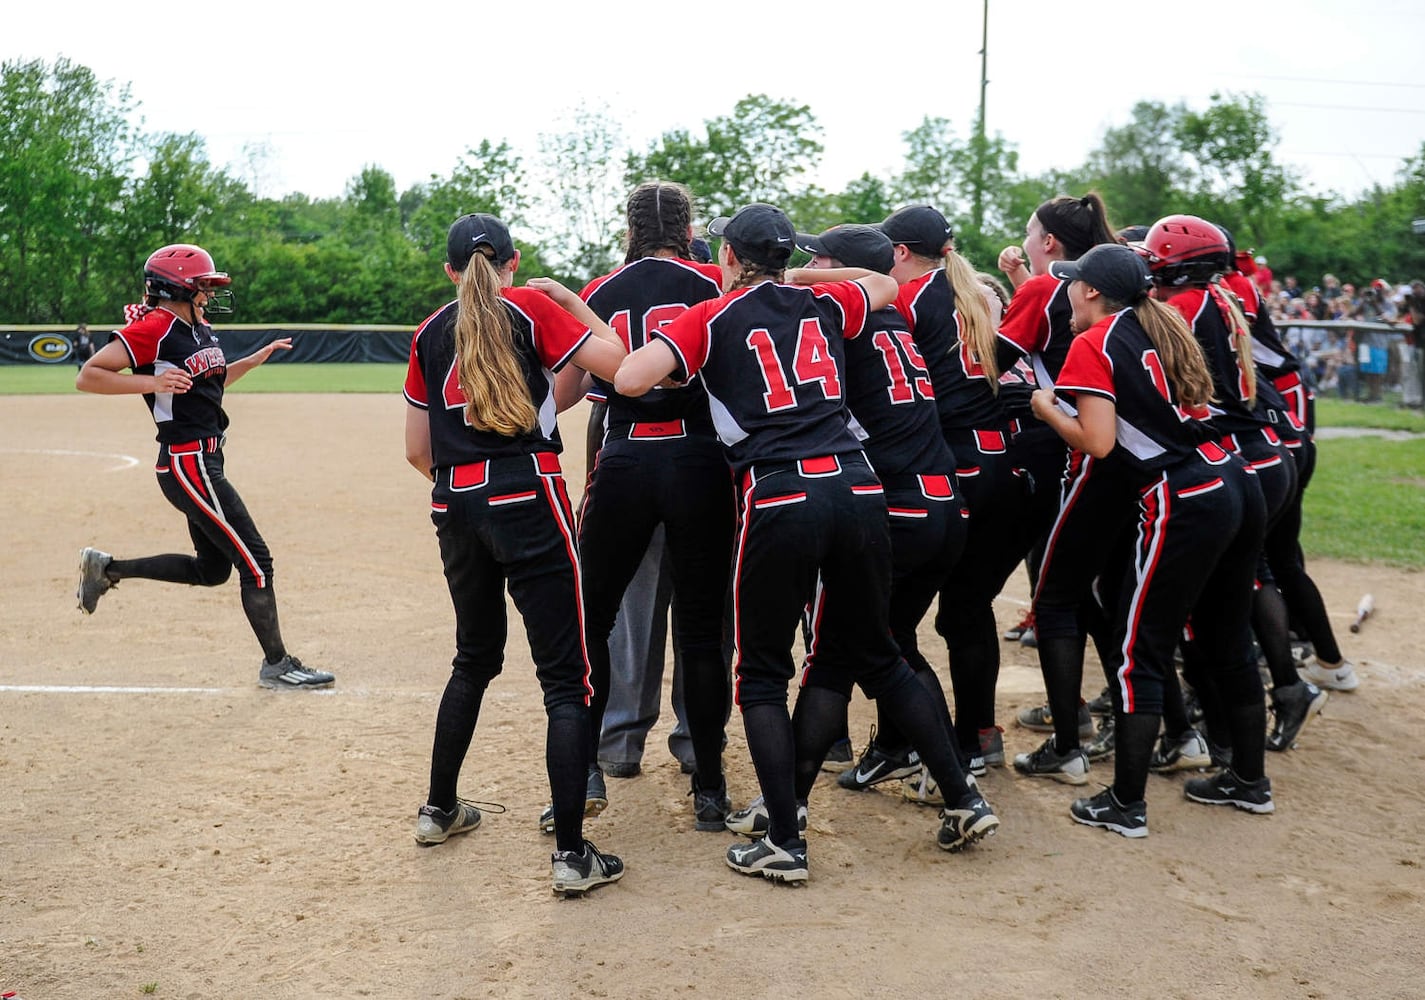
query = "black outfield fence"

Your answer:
(1, 325), (412, 366)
